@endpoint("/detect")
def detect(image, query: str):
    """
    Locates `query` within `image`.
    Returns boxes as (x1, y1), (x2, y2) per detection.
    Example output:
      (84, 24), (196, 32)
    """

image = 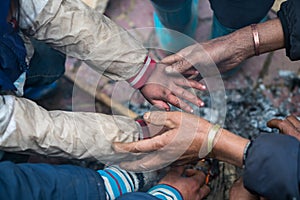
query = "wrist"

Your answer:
(135, 119), (150, 140)
(229, 26), (256, 61)
(127, 56), (156, 89)
(211, 129), (250, 168)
